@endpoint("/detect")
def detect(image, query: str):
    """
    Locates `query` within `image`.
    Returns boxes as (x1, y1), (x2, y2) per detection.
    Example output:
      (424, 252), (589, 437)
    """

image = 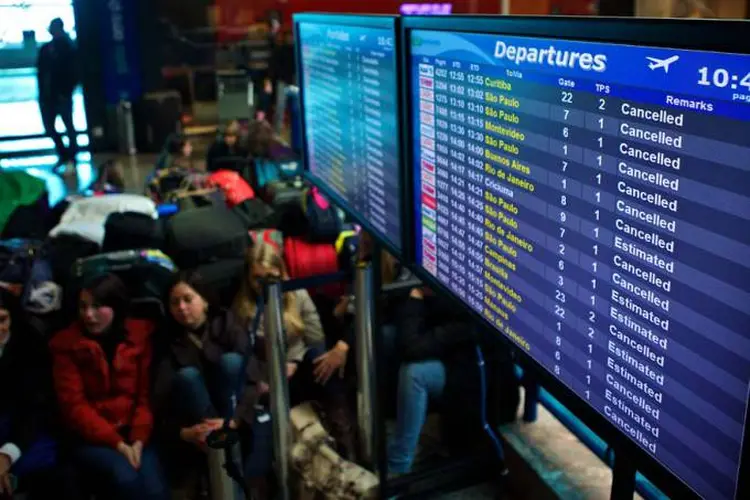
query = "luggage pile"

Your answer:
(0, 165), (358, 334)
